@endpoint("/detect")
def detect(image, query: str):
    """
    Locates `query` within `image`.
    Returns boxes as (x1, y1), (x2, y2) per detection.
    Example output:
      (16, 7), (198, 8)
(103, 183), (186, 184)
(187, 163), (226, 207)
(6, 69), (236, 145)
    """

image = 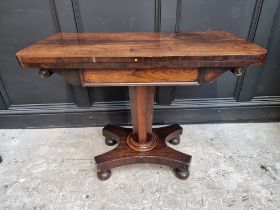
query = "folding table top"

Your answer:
(16, 31), (266, 69)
